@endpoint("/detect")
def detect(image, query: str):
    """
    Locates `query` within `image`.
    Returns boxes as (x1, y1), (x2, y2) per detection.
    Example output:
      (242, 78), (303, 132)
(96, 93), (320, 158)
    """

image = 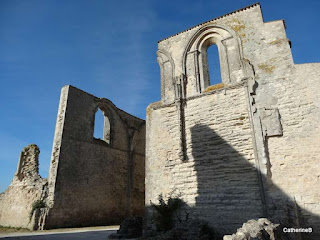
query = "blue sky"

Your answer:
(0, 0), (319, 192)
